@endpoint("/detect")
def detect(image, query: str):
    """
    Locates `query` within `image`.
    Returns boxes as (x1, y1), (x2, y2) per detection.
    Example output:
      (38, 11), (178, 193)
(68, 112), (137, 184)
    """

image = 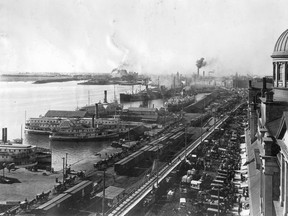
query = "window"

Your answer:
(280, 63), (285, 81)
